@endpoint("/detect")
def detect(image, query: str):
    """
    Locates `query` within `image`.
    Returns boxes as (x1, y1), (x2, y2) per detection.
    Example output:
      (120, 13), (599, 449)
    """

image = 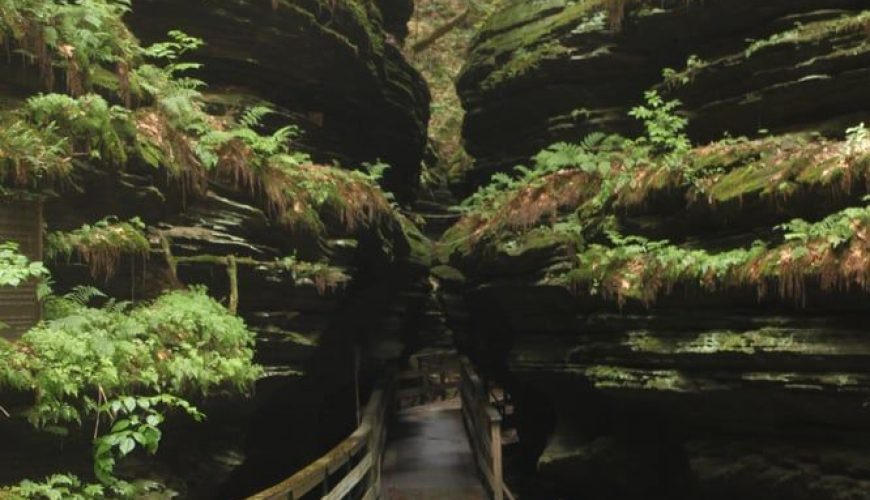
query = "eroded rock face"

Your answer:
(457, 0), (870, 190)
(444, 2), (870, 498)
(41, 146), (431, 496)
(444, 184), (870, 497)
(129, 0), (430, 201)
